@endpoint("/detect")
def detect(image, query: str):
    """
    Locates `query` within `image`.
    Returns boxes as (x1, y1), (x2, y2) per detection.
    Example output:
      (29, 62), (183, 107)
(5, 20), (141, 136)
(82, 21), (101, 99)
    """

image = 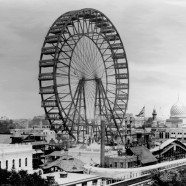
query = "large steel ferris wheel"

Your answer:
(39, 8), (129, 143)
